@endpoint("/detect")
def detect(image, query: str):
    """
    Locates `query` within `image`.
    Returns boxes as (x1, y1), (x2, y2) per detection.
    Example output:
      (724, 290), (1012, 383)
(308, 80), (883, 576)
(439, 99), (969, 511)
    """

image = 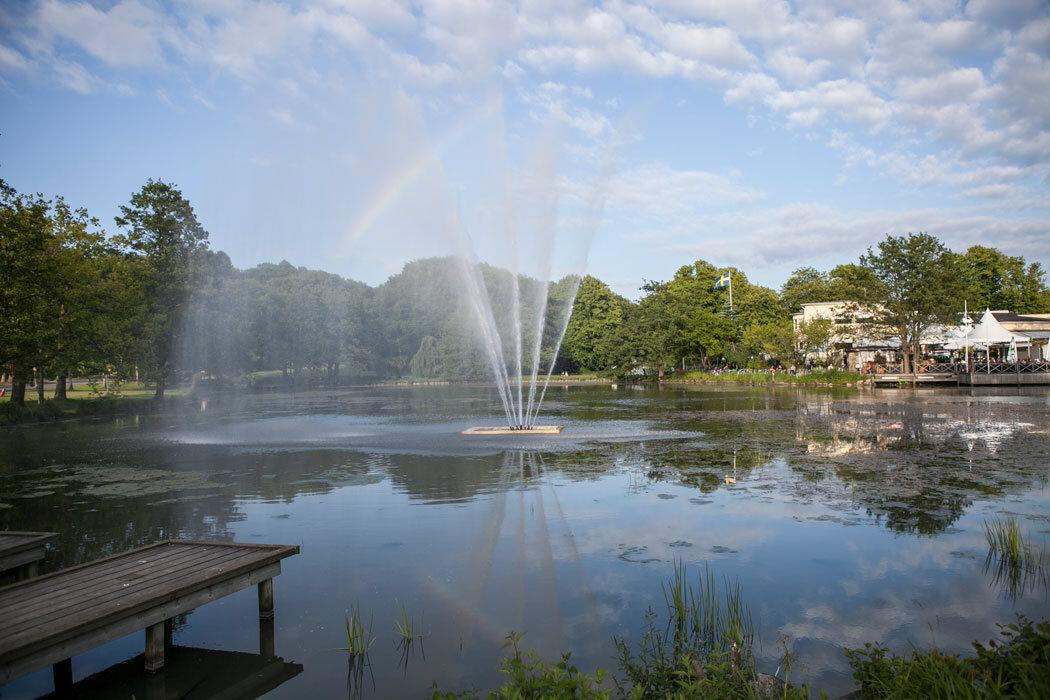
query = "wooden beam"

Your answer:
(145, 622), (165, 673)
(52, 657), (72, 693)
(258, 579), (274, 619)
